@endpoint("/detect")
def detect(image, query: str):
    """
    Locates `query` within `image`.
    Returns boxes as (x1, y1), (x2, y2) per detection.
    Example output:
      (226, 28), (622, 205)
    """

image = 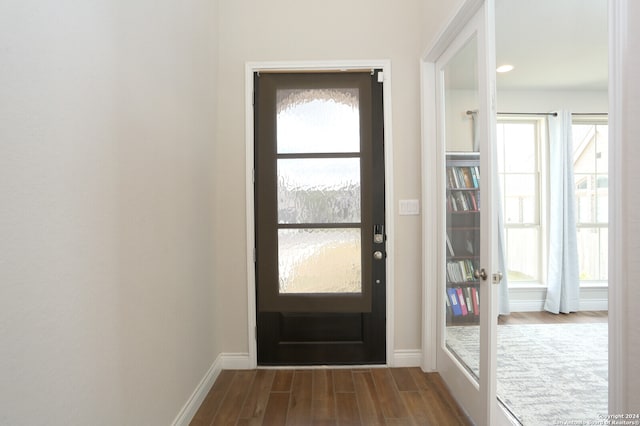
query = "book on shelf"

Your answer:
(448, 166), (480, 189)
(446, 233), (455, 256)
(456, 287), (468, 315)
(447, 191), (479, 212)
(446, 285), (480, 318)
(461, 167), (474, 188)
(446, 260), (476, 283)
(471, 287), (480, 316)
(447, 288), (463, 316)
